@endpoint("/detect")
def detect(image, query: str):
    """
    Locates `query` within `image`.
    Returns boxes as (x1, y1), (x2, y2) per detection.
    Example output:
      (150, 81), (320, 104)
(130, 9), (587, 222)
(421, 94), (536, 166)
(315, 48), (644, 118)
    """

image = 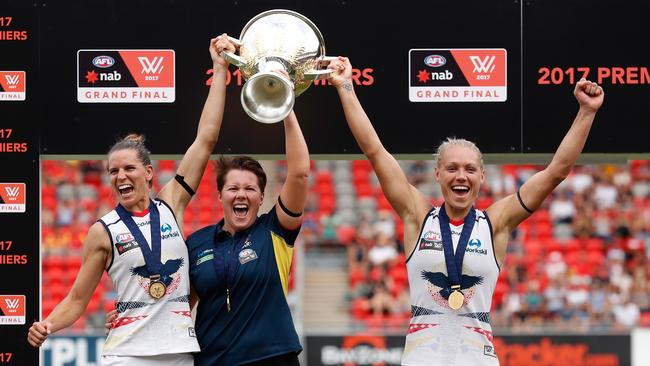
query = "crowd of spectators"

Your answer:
(40, 159), (650, 332)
